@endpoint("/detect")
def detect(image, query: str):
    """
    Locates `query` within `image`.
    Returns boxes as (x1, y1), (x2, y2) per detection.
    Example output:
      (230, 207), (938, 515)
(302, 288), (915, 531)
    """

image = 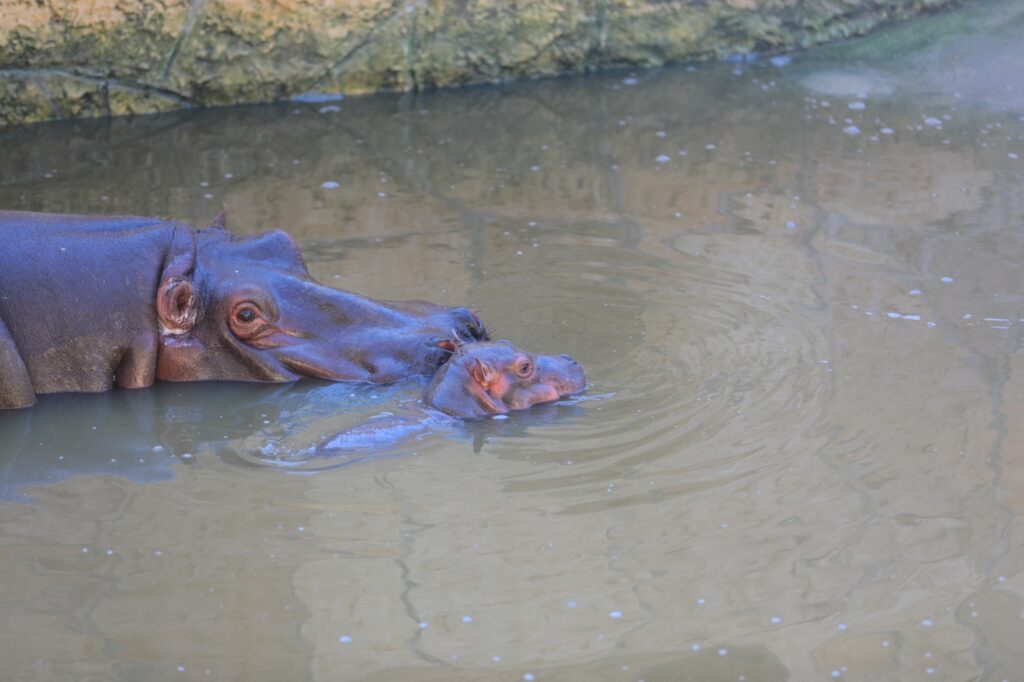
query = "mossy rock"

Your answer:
(0, 0), (969, 126)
